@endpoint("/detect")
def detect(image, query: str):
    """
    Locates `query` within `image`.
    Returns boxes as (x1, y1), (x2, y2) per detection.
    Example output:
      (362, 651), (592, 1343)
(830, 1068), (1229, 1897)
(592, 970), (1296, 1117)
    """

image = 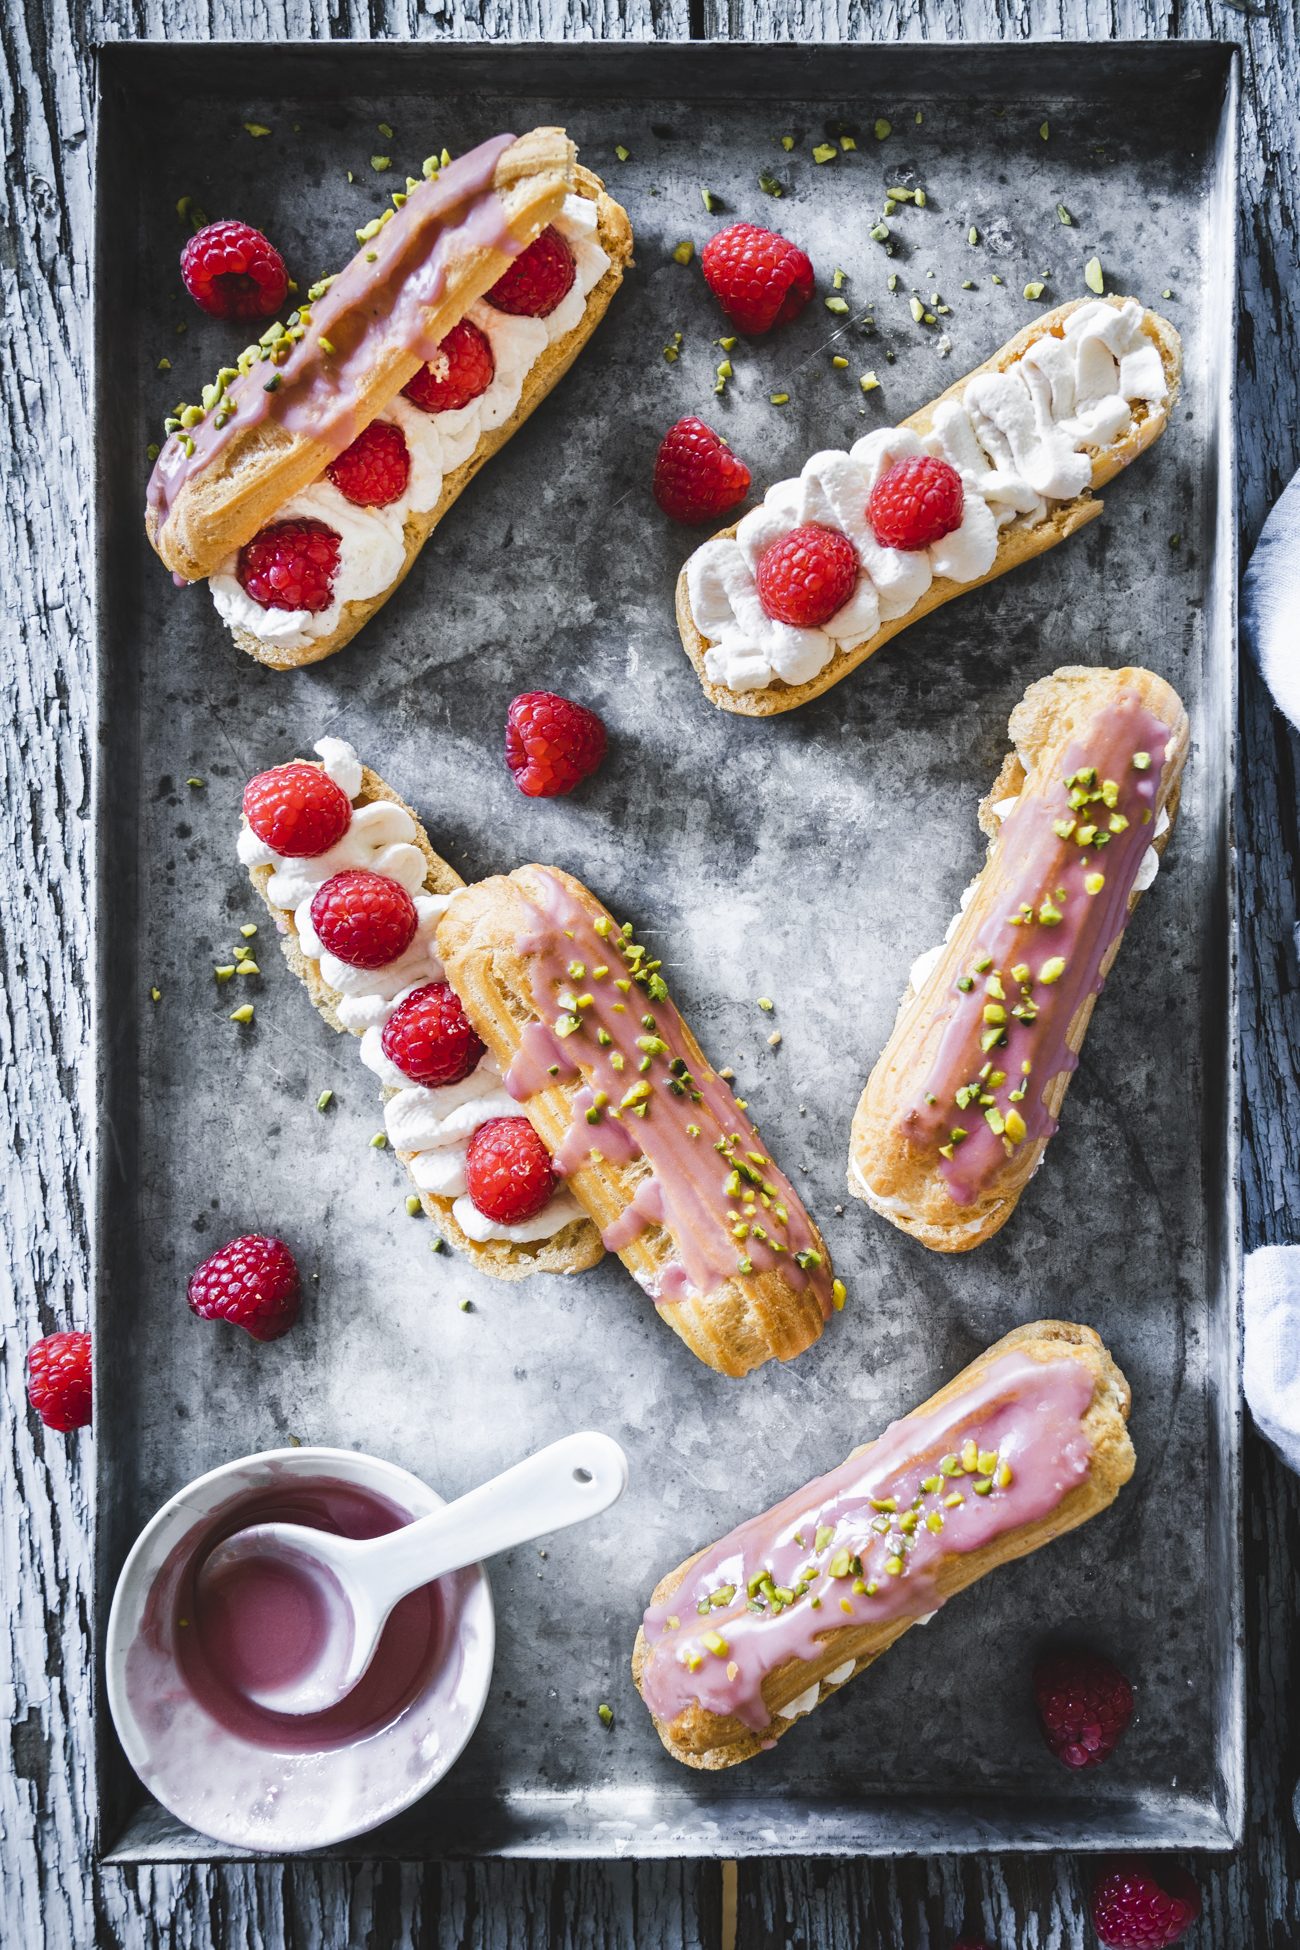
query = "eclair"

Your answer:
(148, 128), (633, 668)
(239, 738), (603, 1277)
(849, 665), (1189, 1251)
(678, 297), (1180, 713)
(633, 1319), (1134, 1768)
(434, 865), (841, 1376)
